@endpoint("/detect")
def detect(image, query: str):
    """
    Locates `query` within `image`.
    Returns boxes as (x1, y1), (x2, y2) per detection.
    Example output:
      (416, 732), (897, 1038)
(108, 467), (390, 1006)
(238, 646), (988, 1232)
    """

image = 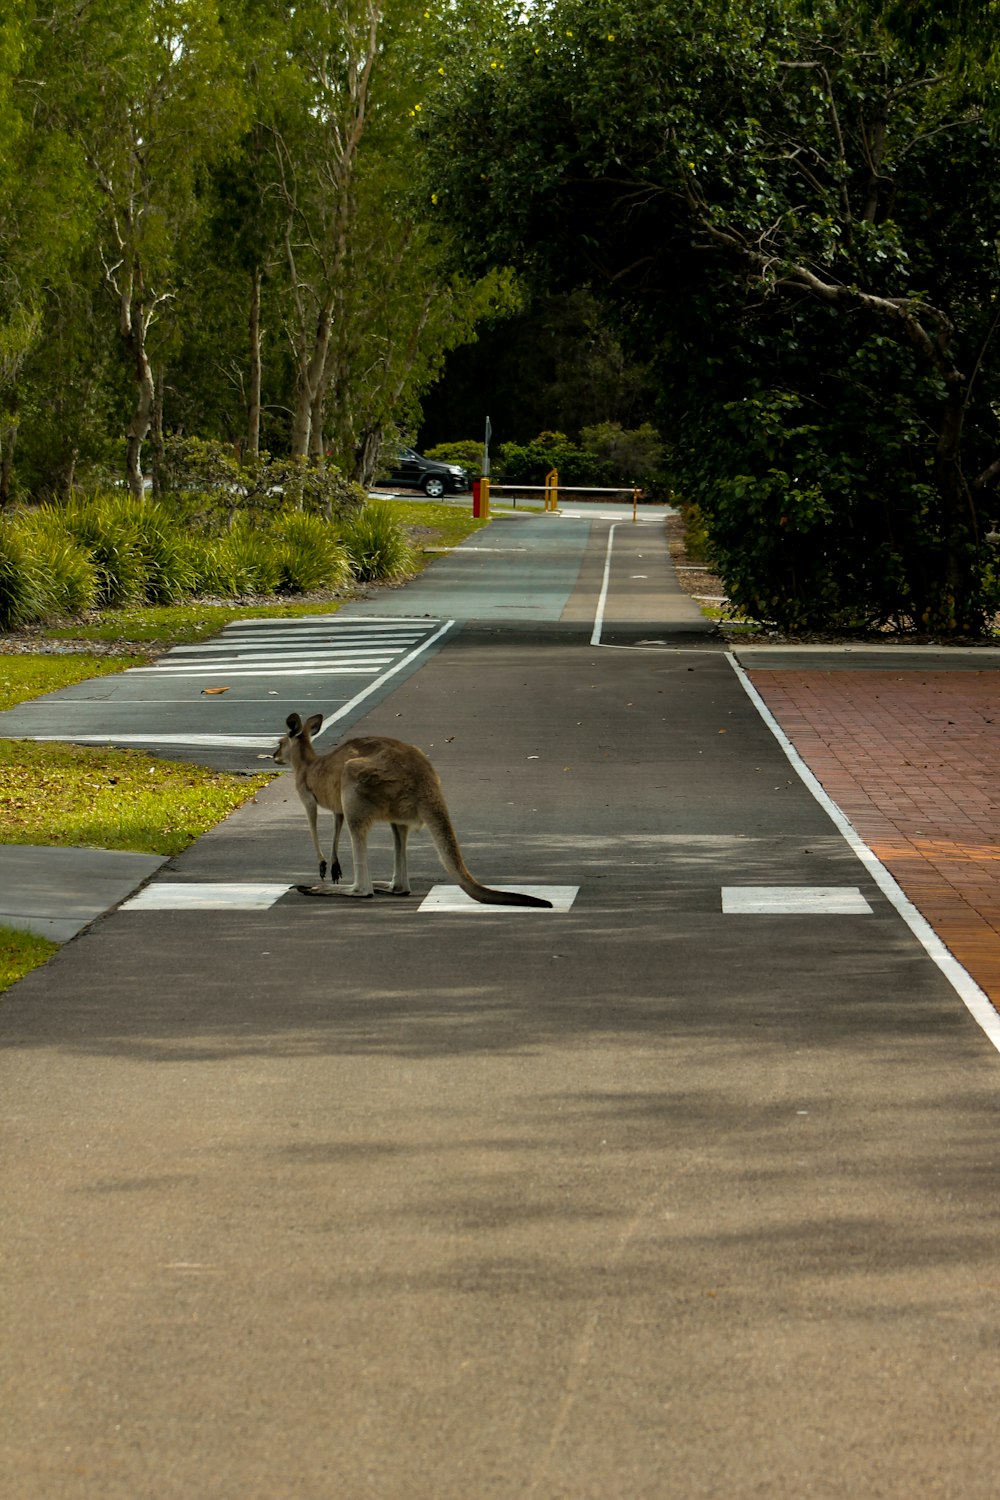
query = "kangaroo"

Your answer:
(274, 712), (552, 908)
